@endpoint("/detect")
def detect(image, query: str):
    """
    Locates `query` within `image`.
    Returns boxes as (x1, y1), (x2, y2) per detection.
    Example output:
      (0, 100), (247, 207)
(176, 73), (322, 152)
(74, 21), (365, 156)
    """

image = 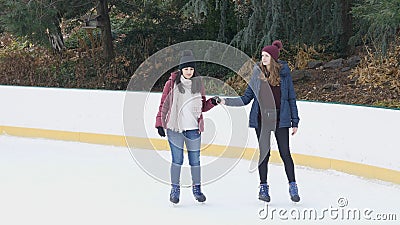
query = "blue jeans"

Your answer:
(167, 129), (201, 186)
